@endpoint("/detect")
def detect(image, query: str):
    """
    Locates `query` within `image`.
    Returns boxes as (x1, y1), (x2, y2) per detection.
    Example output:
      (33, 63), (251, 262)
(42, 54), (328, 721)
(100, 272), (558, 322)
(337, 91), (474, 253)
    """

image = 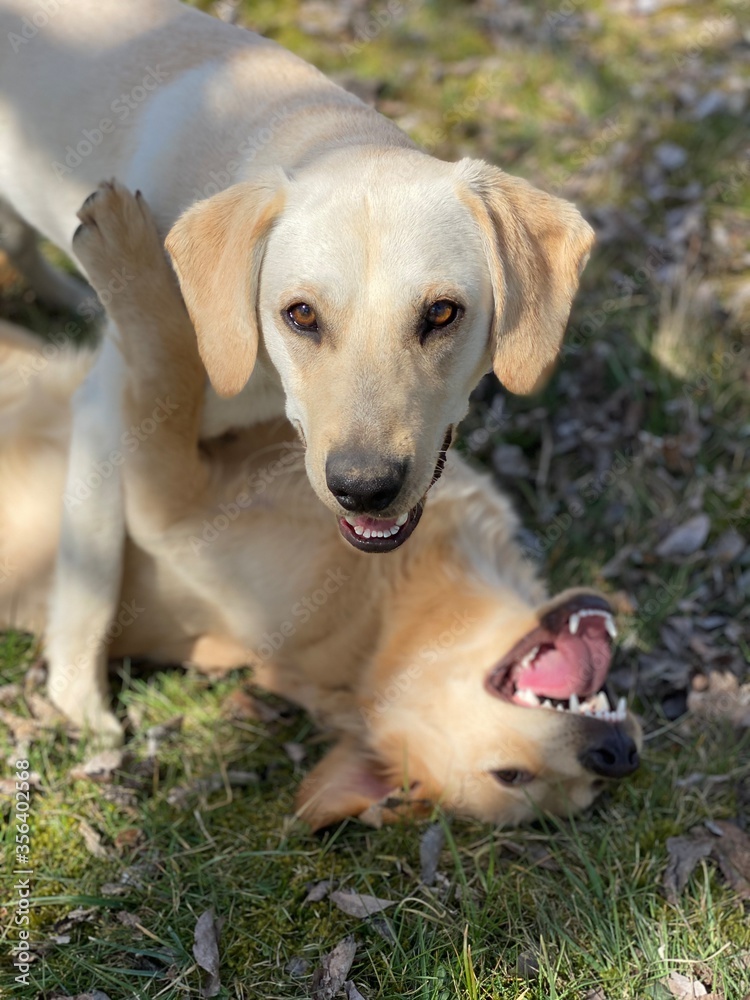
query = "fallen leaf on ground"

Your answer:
(330, 891), (395, 919)
(311, 936), (357, 1000)
(664, 970), (708, 997)
(193, 908), (223, 998)
(283, 741), (307, 765)
(655, 514), (711, 558)
(687, 672), (750, 727)
(78, 820), (109, 859)
(665, 820), (750, 903)
(26, 692), (65, 726)
(70, 748), (125, 783)
(286, 956), (309, 976)
(344, 983), (367, 999)
(304, 879), (334, 904)
(420, 823), (445, 886)
(0, 682), (22, 704)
